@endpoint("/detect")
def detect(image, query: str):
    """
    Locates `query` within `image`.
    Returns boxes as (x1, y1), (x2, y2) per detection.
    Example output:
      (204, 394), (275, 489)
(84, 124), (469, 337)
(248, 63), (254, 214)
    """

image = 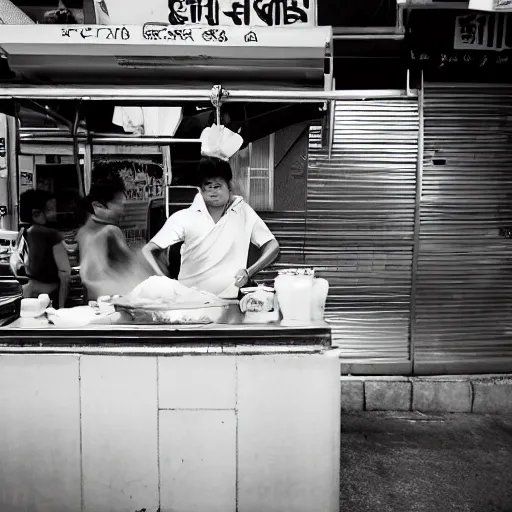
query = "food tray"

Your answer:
(109, 297), (239, 325)
(109, 296), (237, 310)
(115, 305), (232, 325)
